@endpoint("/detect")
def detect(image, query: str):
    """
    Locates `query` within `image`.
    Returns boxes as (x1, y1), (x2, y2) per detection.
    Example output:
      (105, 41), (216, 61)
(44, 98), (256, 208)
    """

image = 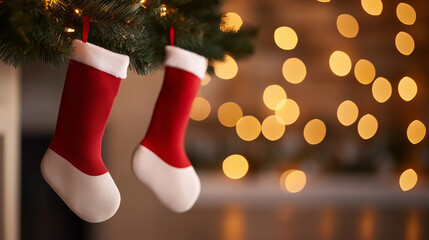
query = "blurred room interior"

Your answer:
(1, 0), (429, 239)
